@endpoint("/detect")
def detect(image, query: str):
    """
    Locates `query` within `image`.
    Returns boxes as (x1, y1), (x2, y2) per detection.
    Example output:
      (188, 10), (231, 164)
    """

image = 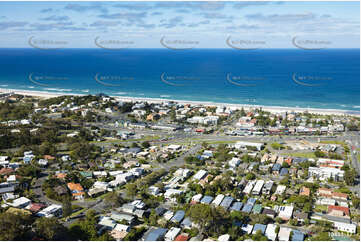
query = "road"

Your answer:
(32, 172), (61, 206)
